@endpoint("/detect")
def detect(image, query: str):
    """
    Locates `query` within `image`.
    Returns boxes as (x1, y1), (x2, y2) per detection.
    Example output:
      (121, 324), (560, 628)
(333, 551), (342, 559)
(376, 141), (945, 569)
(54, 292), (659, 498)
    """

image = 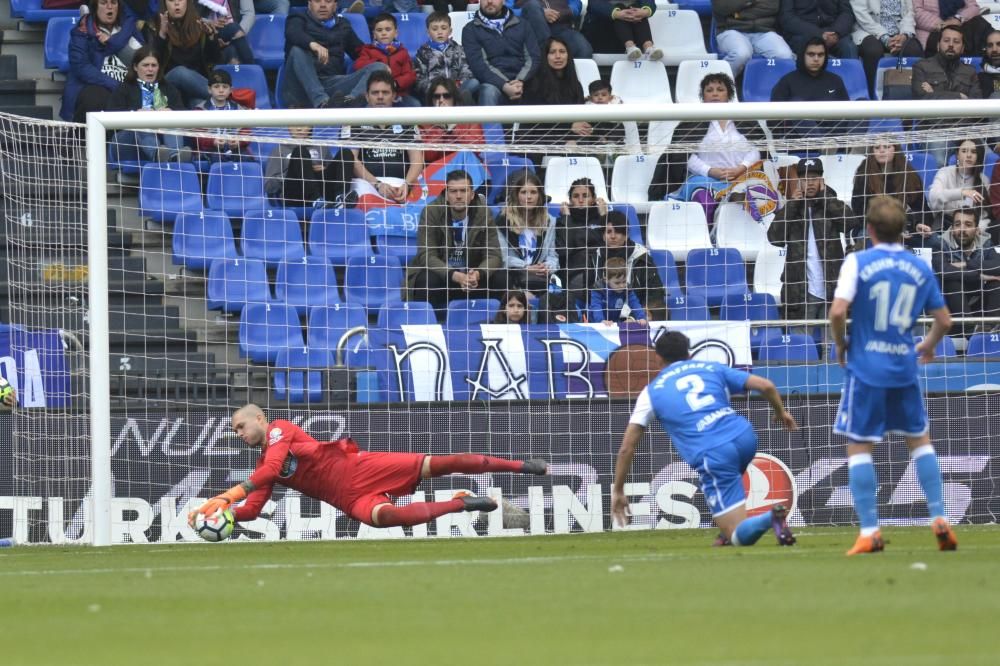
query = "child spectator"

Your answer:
(413, 11), (480, 104)
(589, 257), (647, 325)
(354, 13), (419, 106)
(264, 123), (352, 209)
(579, 80), (640, 152)
(194, 69), (252, 161)
(495, 290), (529, 324)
